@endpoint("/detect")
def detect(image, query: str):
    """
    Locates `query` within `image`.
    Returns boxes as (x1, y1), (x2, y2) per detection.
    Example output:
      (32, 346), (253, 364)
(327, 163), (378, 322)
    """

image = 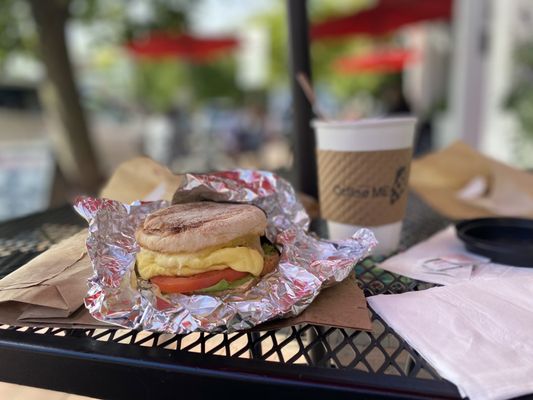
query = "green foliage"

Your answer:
(252, 0), (386, 100)
(134, 55), (242, 112)
(308, 0), (374, 19)
(134, 59), (187, 112)
(310, 0), (386, 99)
(189, 57), (242, 105)
(69, 0), (240, 110)
(249, 2), (287, 87)
(505, 42), (533, 138)
(0, 0), (390, 110)
(0, 0), (239, 111)
(311, 38), (385, 100)
(0, 0), (38, 65)
(69, 0), (190, 36)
